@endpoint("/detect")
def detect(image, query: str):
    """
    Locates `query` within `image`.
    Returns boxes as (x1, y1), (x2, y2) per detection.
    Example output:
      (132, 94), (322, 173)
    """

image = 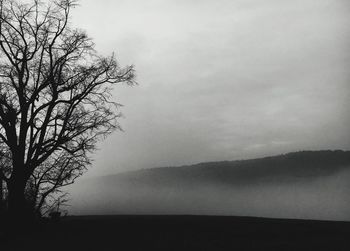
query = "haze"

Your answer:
(71, 1), (350, 176)
(68, 166), (350, 221)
